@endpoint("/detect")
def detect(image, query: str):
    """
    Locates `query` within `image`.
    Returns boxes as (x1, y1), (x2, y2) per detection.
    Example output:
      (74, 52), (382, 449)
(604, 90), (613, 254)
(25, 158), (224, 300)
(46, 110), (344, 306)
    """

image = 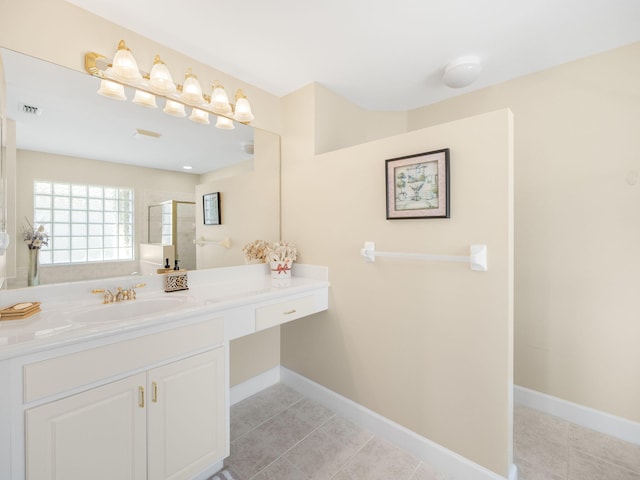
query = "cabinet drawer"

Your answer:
(255, 295), (315, 331)
(24, 317), (223, 403)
